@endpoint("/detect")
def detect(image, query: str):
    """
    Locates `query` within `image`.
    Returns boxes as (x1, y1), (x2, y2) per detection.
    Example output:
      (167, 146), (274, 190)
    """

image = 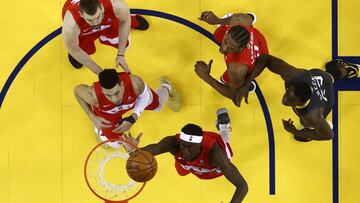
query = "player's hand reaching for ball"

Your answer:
(198, 11), (220, 25)
(194, 60), (213, 80)
(123, 132), (142, 146)
(90, 114), (112, 129)
(122, 132), (143, 152)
